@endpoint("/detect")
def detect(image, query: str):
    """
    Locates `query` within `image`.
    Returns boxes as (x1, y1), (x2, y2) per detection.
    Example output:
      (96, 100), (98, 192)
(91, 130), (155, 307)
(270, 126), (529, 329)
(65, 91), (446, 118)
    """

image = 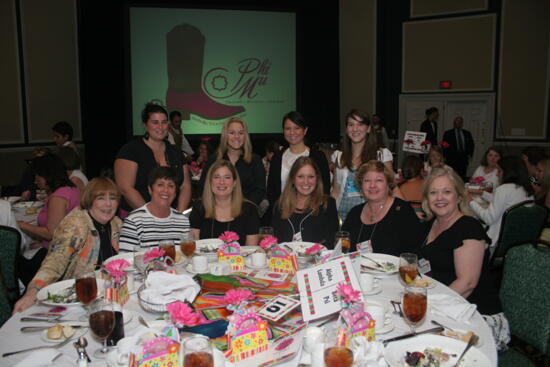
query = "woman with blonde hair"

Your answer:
(417, 166), (508, 349)
(14, 177), (122, 313)
(342, 160), (419, 255)
(199, 117), (265, 206)
(271, 157), (339, 248)
(191, 160), (260, 246)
